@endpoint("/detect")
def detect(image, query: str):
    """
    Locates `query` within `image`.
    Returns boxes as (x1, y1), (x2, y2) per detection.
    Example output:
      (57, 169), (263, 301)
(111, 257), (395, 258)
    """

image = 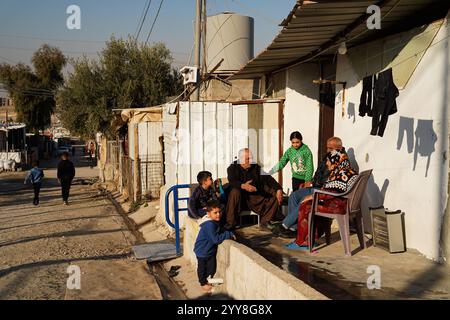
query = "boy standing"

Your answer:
(188, 171), (223, 219)
(24, 161), (44, 205)
(194, 200), (235, 292)
(57, 152), (76, 205)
